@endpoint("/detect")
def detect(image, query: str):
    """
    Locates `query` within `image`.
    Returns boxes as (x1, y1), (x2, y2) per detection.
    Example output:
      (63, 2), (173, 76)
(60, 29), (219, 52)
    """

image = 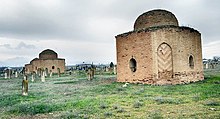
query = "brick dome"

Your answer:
(134, 9), (179, 30)
(39, 49), (58, 59)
